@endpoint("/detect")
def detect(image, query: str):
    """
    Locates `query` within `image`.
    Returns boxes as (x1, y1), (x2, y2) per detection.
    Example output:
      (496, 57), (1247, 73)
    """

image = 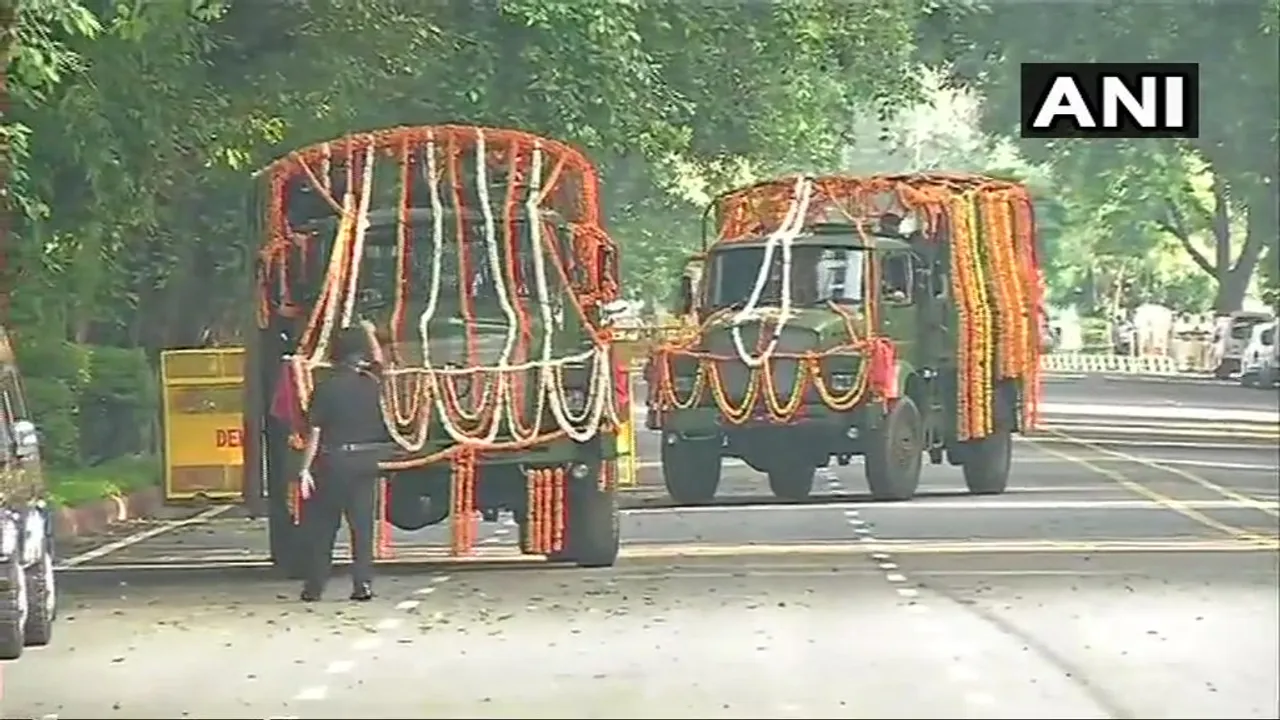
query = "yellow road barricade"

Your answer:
(160, 348), (246, 502)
